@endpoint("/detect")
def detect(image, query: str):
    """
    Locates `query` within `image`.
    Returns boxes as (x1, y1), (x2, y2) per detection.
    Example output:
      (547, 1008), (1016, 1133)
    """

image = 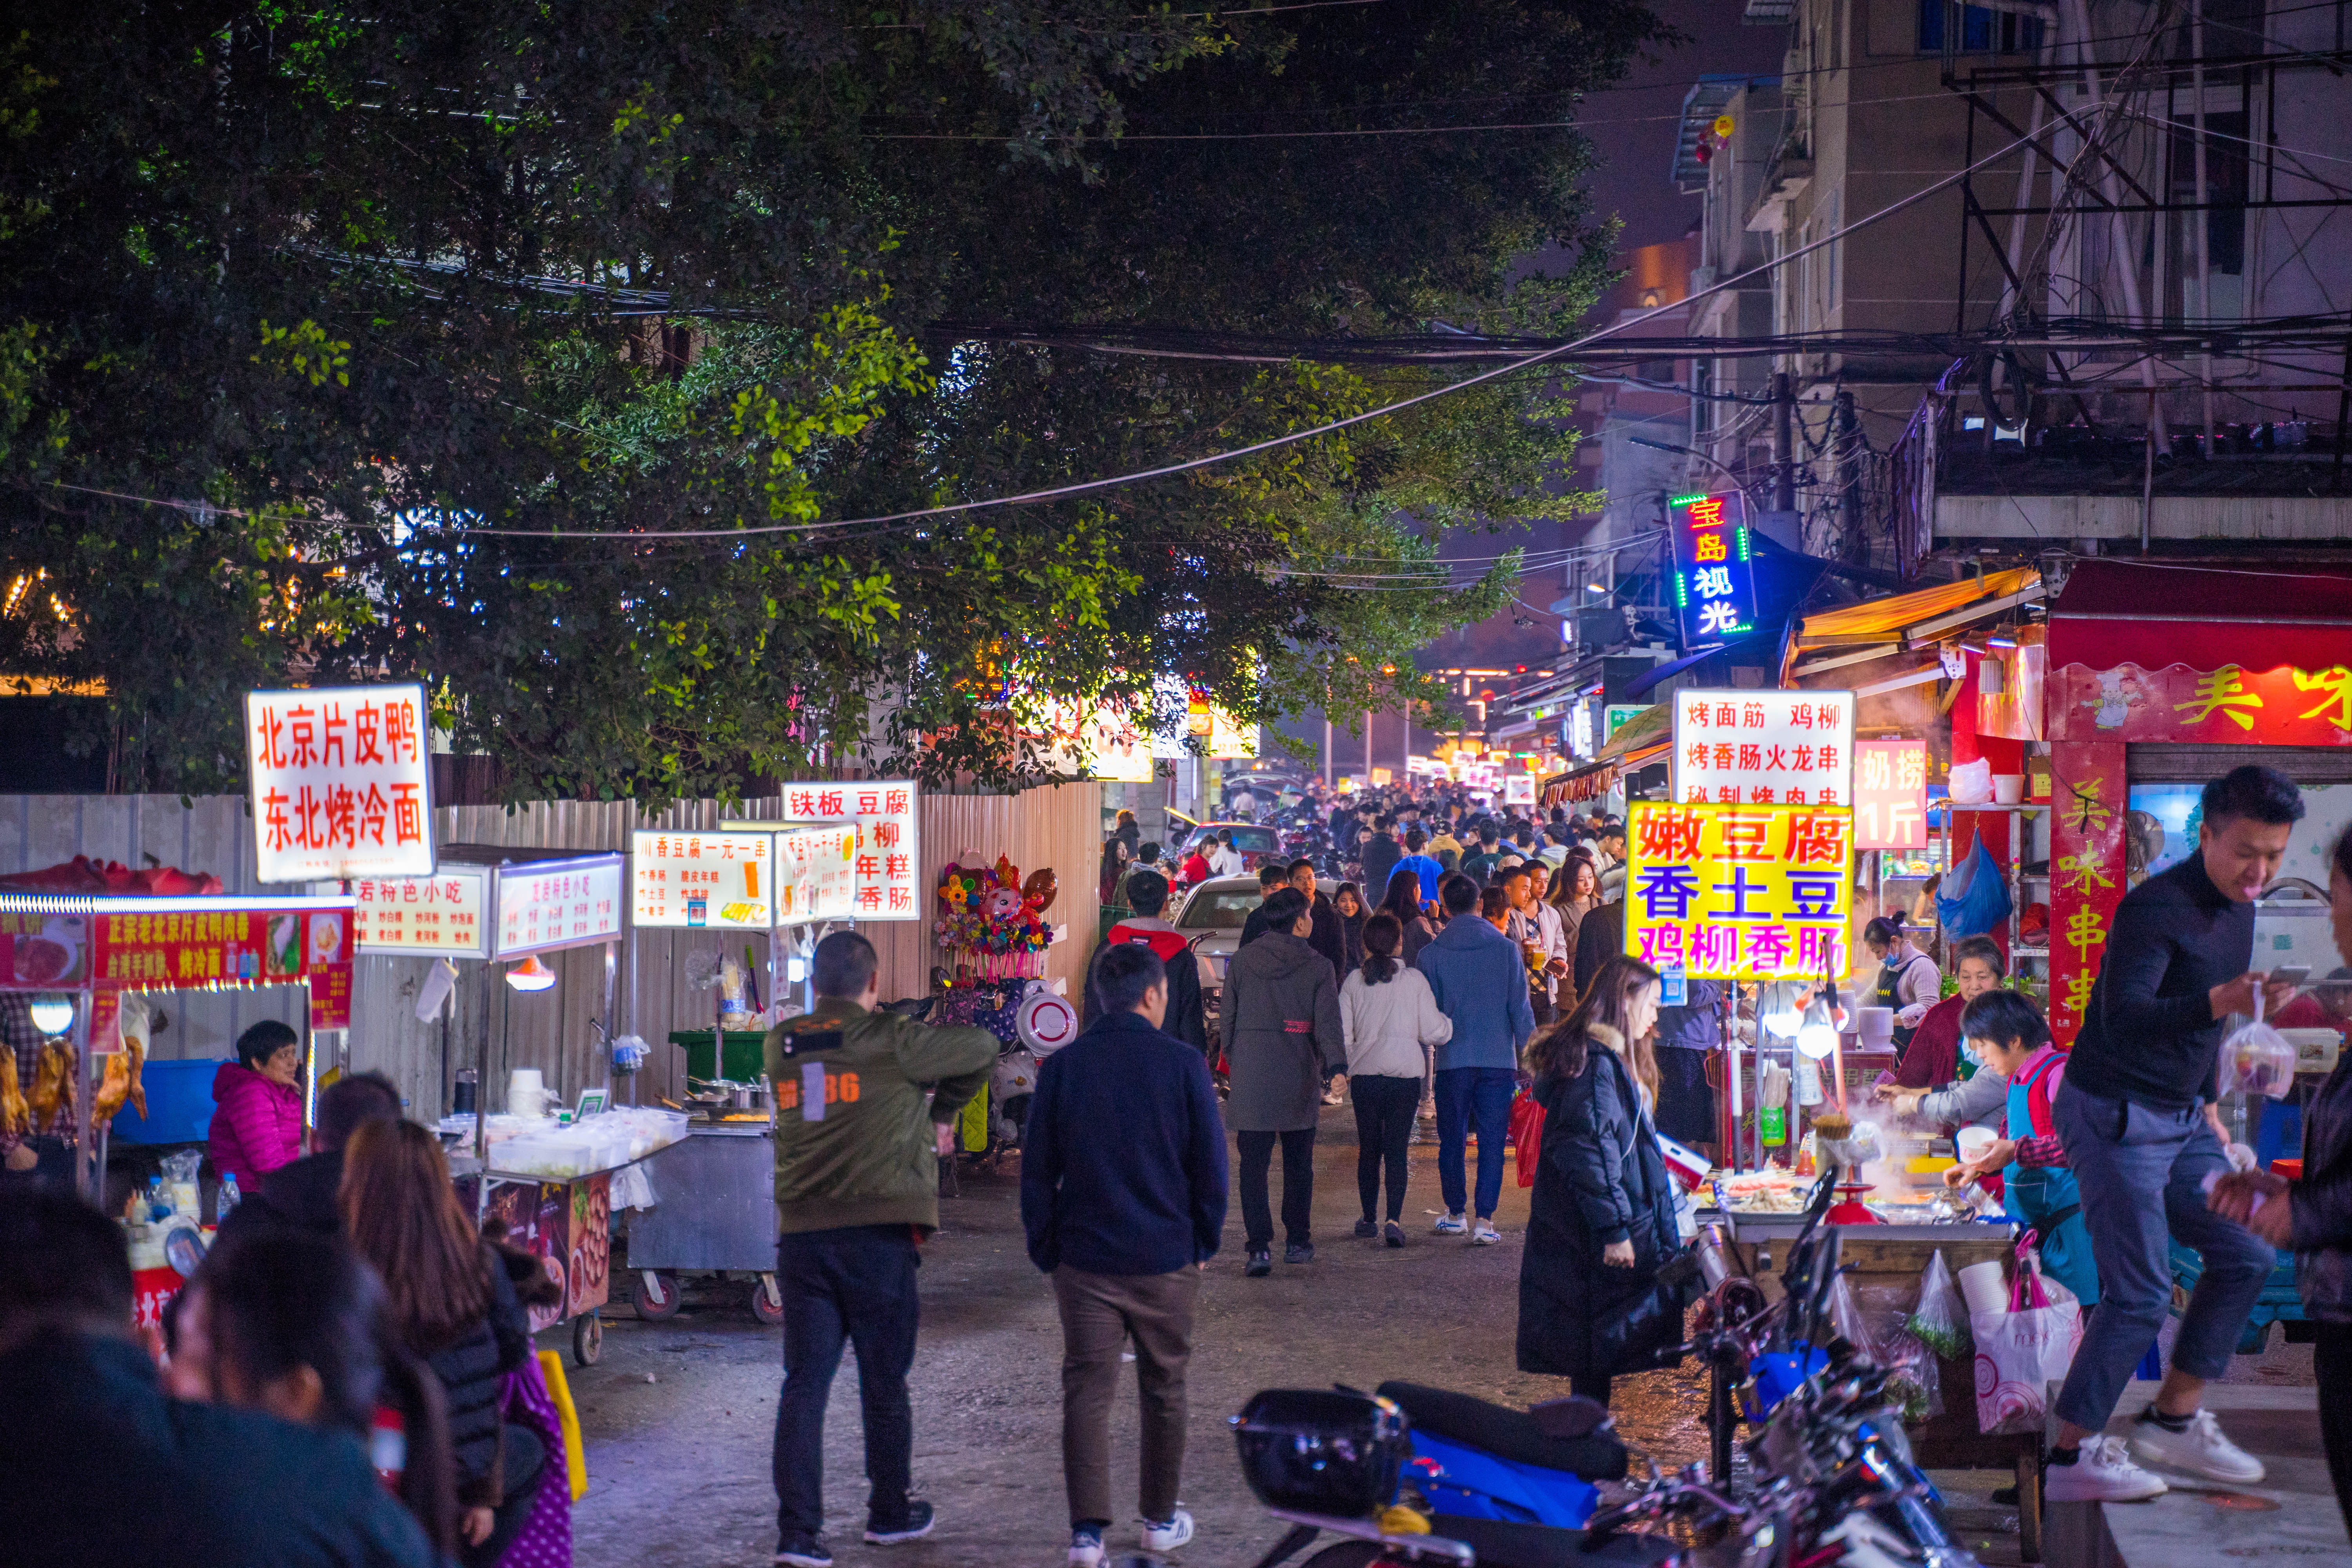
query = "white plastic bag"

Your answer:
(2218, 988), (2296, 1098)
(1970, 1256), (2083, 1435)
(1948, 757), (1994, 805)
